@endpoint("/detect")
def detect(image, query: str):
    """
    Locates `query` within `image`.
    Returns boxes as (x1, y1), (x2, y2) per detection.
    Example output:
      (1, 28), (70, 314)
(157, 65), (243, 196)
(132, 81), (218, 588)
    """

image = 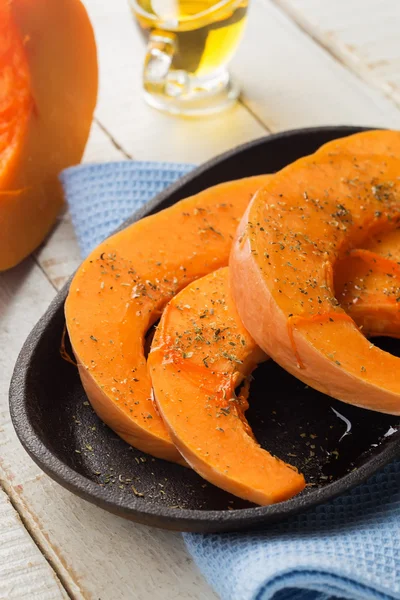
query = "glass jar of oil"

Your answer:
(130, 0), (249, 116)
